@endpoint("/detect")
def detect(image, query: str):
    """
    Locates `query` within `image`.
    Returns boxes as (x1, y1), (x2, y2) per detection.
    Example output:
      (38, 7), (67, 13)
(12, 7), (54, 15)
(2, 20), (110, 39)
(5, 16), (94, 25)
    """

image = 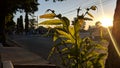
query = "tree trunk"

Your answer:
(112, 0), (120, 47)
(0, 17), (6, 44)
(25, 12), (29, 35)
(0, 0), (6, 45)
(105, 0), (120, 68)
